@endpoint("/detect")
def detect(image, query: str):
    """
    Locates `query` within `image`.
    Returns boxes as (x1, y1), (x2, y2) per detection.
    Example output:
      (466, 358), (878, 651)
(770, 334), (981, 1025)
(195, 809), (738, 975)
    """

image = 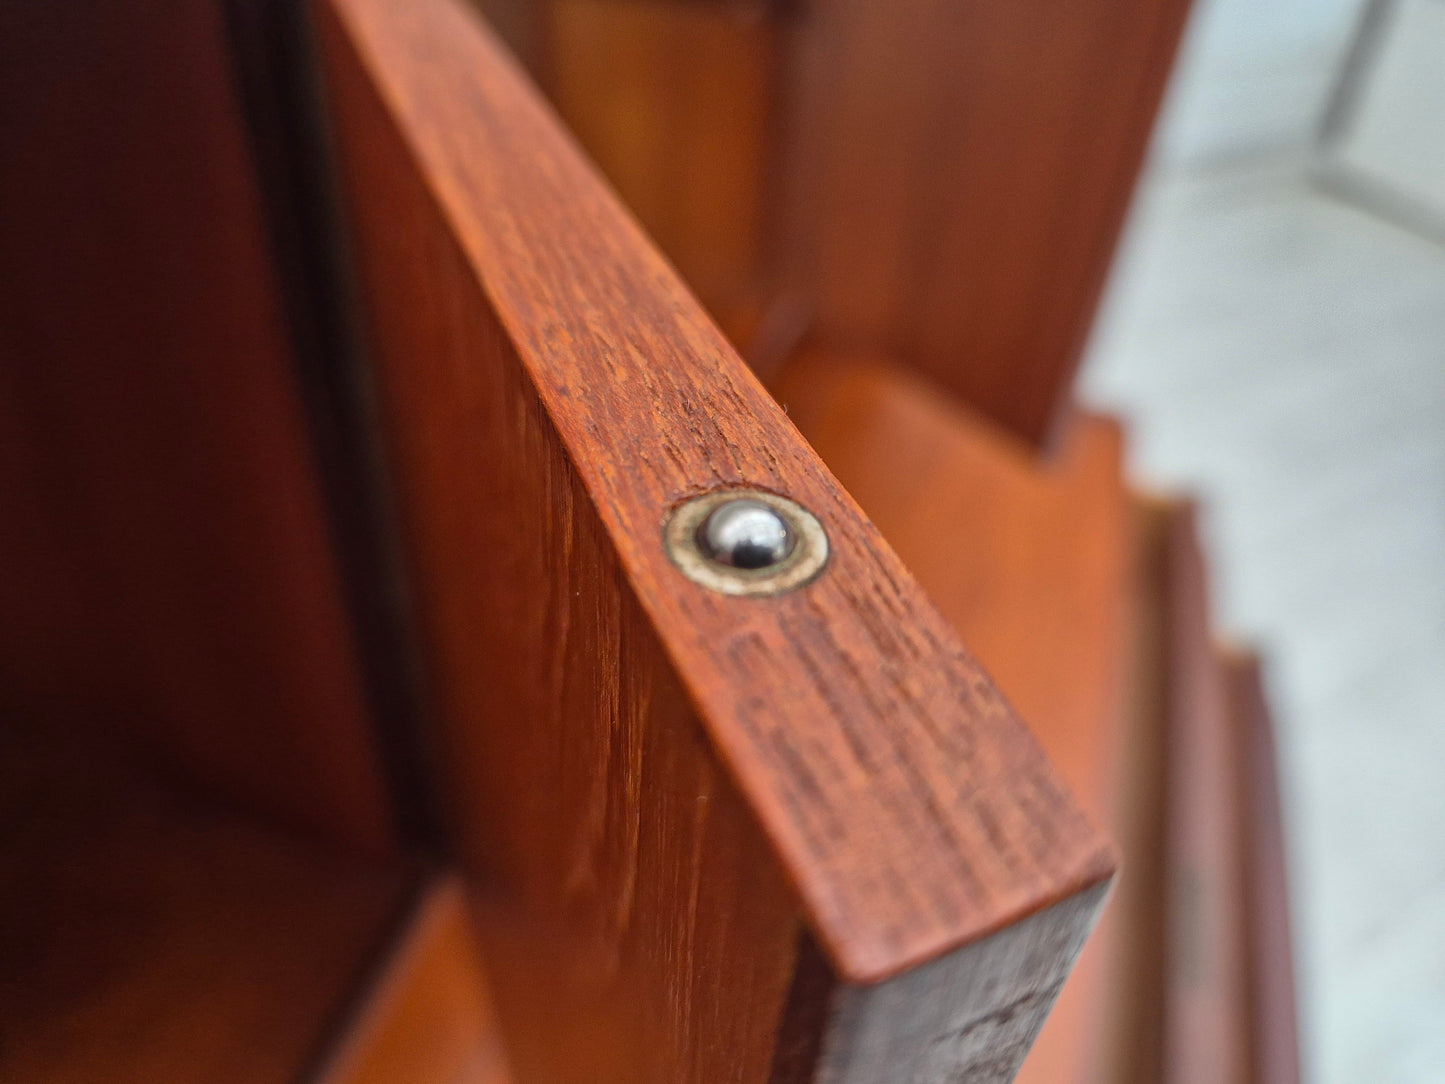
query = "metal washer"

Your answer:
(664, 489), (829, 597)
